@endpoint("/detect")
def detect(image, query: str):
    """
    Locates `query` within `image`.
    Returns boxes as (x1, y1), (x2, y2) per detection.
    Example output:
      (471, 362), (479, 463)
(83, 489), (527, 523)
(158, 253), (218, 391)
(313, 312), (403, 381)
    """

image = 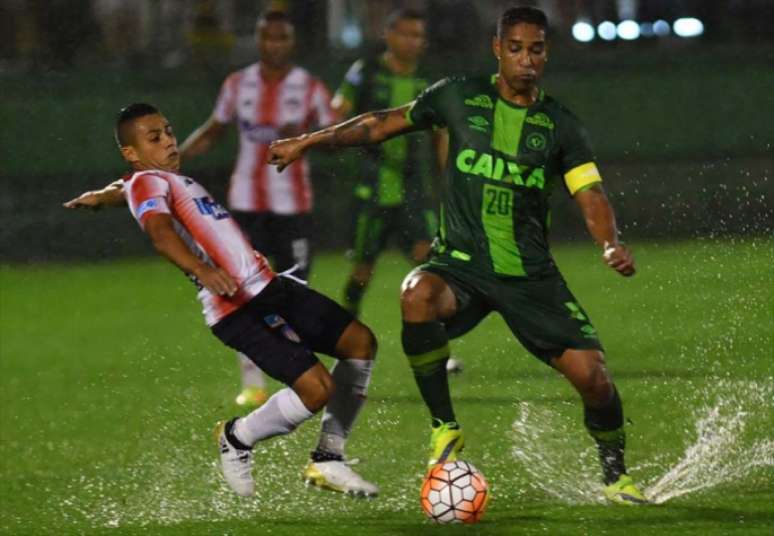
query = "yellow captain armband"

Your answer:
(564, 162), (602, 195)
